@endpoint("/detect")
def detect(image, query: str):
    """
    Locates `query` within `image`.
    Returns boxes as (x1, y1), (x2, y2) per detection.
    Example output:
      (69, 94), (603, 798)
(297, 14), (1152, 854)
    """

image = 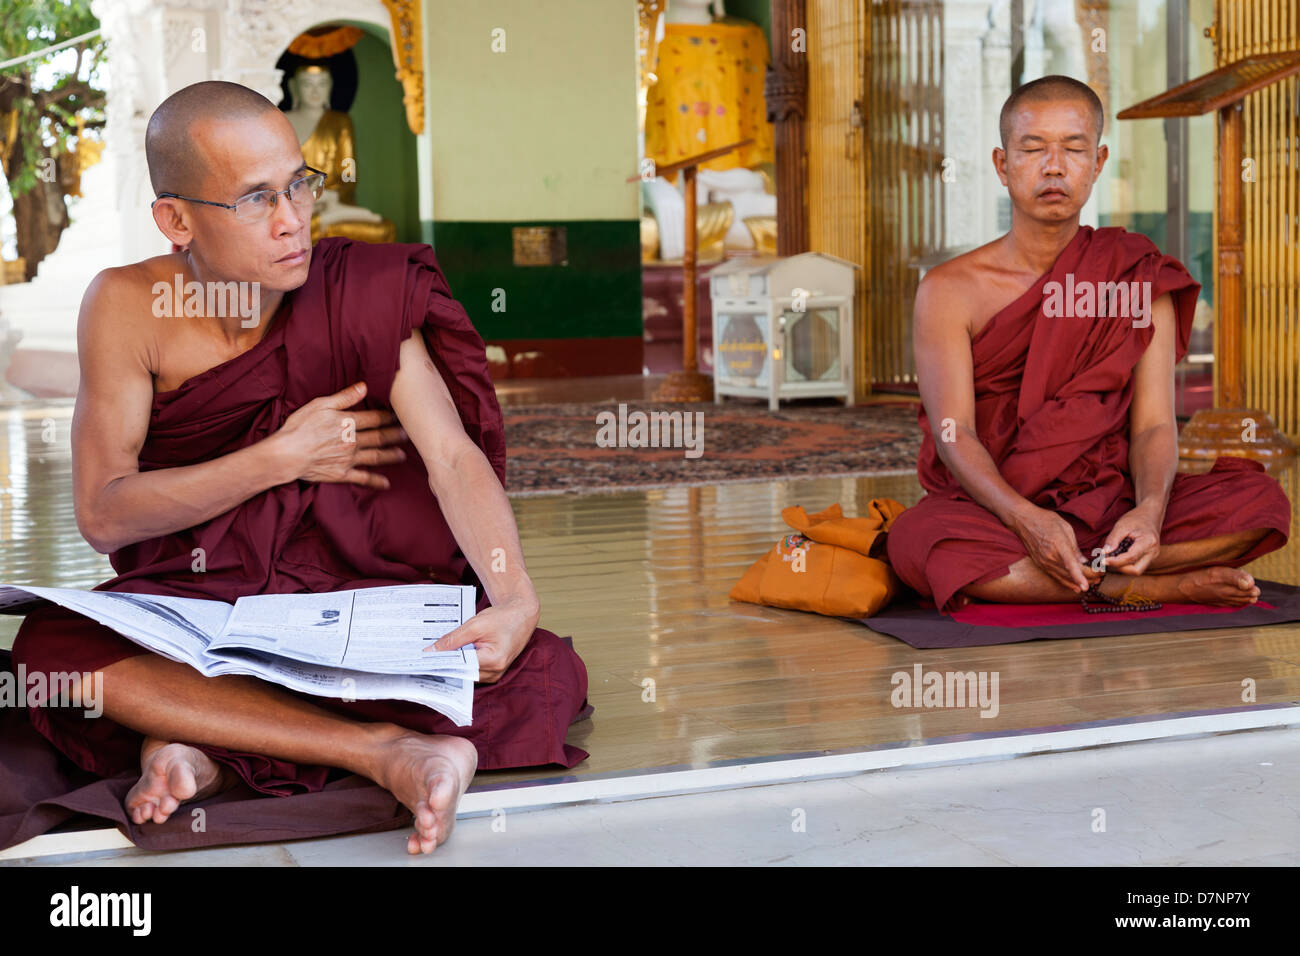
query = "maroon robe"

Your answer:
(12, 236), (591, 795)
(886, 225), (1291, 614)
